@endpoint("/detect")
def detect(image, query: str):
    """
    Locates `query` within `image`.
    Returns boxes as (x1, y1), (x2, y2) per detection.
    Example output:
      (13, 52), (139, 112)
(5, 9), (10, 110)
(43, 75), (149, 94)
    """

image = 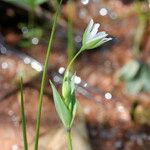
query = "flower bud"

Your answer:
(62, 72), (72, 105)
(62, 71), (76, 110)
